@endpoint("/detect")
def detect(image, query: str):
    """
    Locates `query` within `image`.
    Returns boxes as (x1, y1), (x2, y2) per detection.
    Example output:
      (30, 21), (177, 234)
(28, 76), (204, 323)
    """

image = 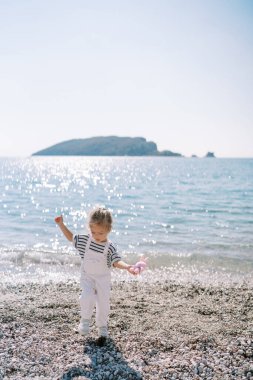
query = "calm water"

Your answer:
(0, 157), (252, 284)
